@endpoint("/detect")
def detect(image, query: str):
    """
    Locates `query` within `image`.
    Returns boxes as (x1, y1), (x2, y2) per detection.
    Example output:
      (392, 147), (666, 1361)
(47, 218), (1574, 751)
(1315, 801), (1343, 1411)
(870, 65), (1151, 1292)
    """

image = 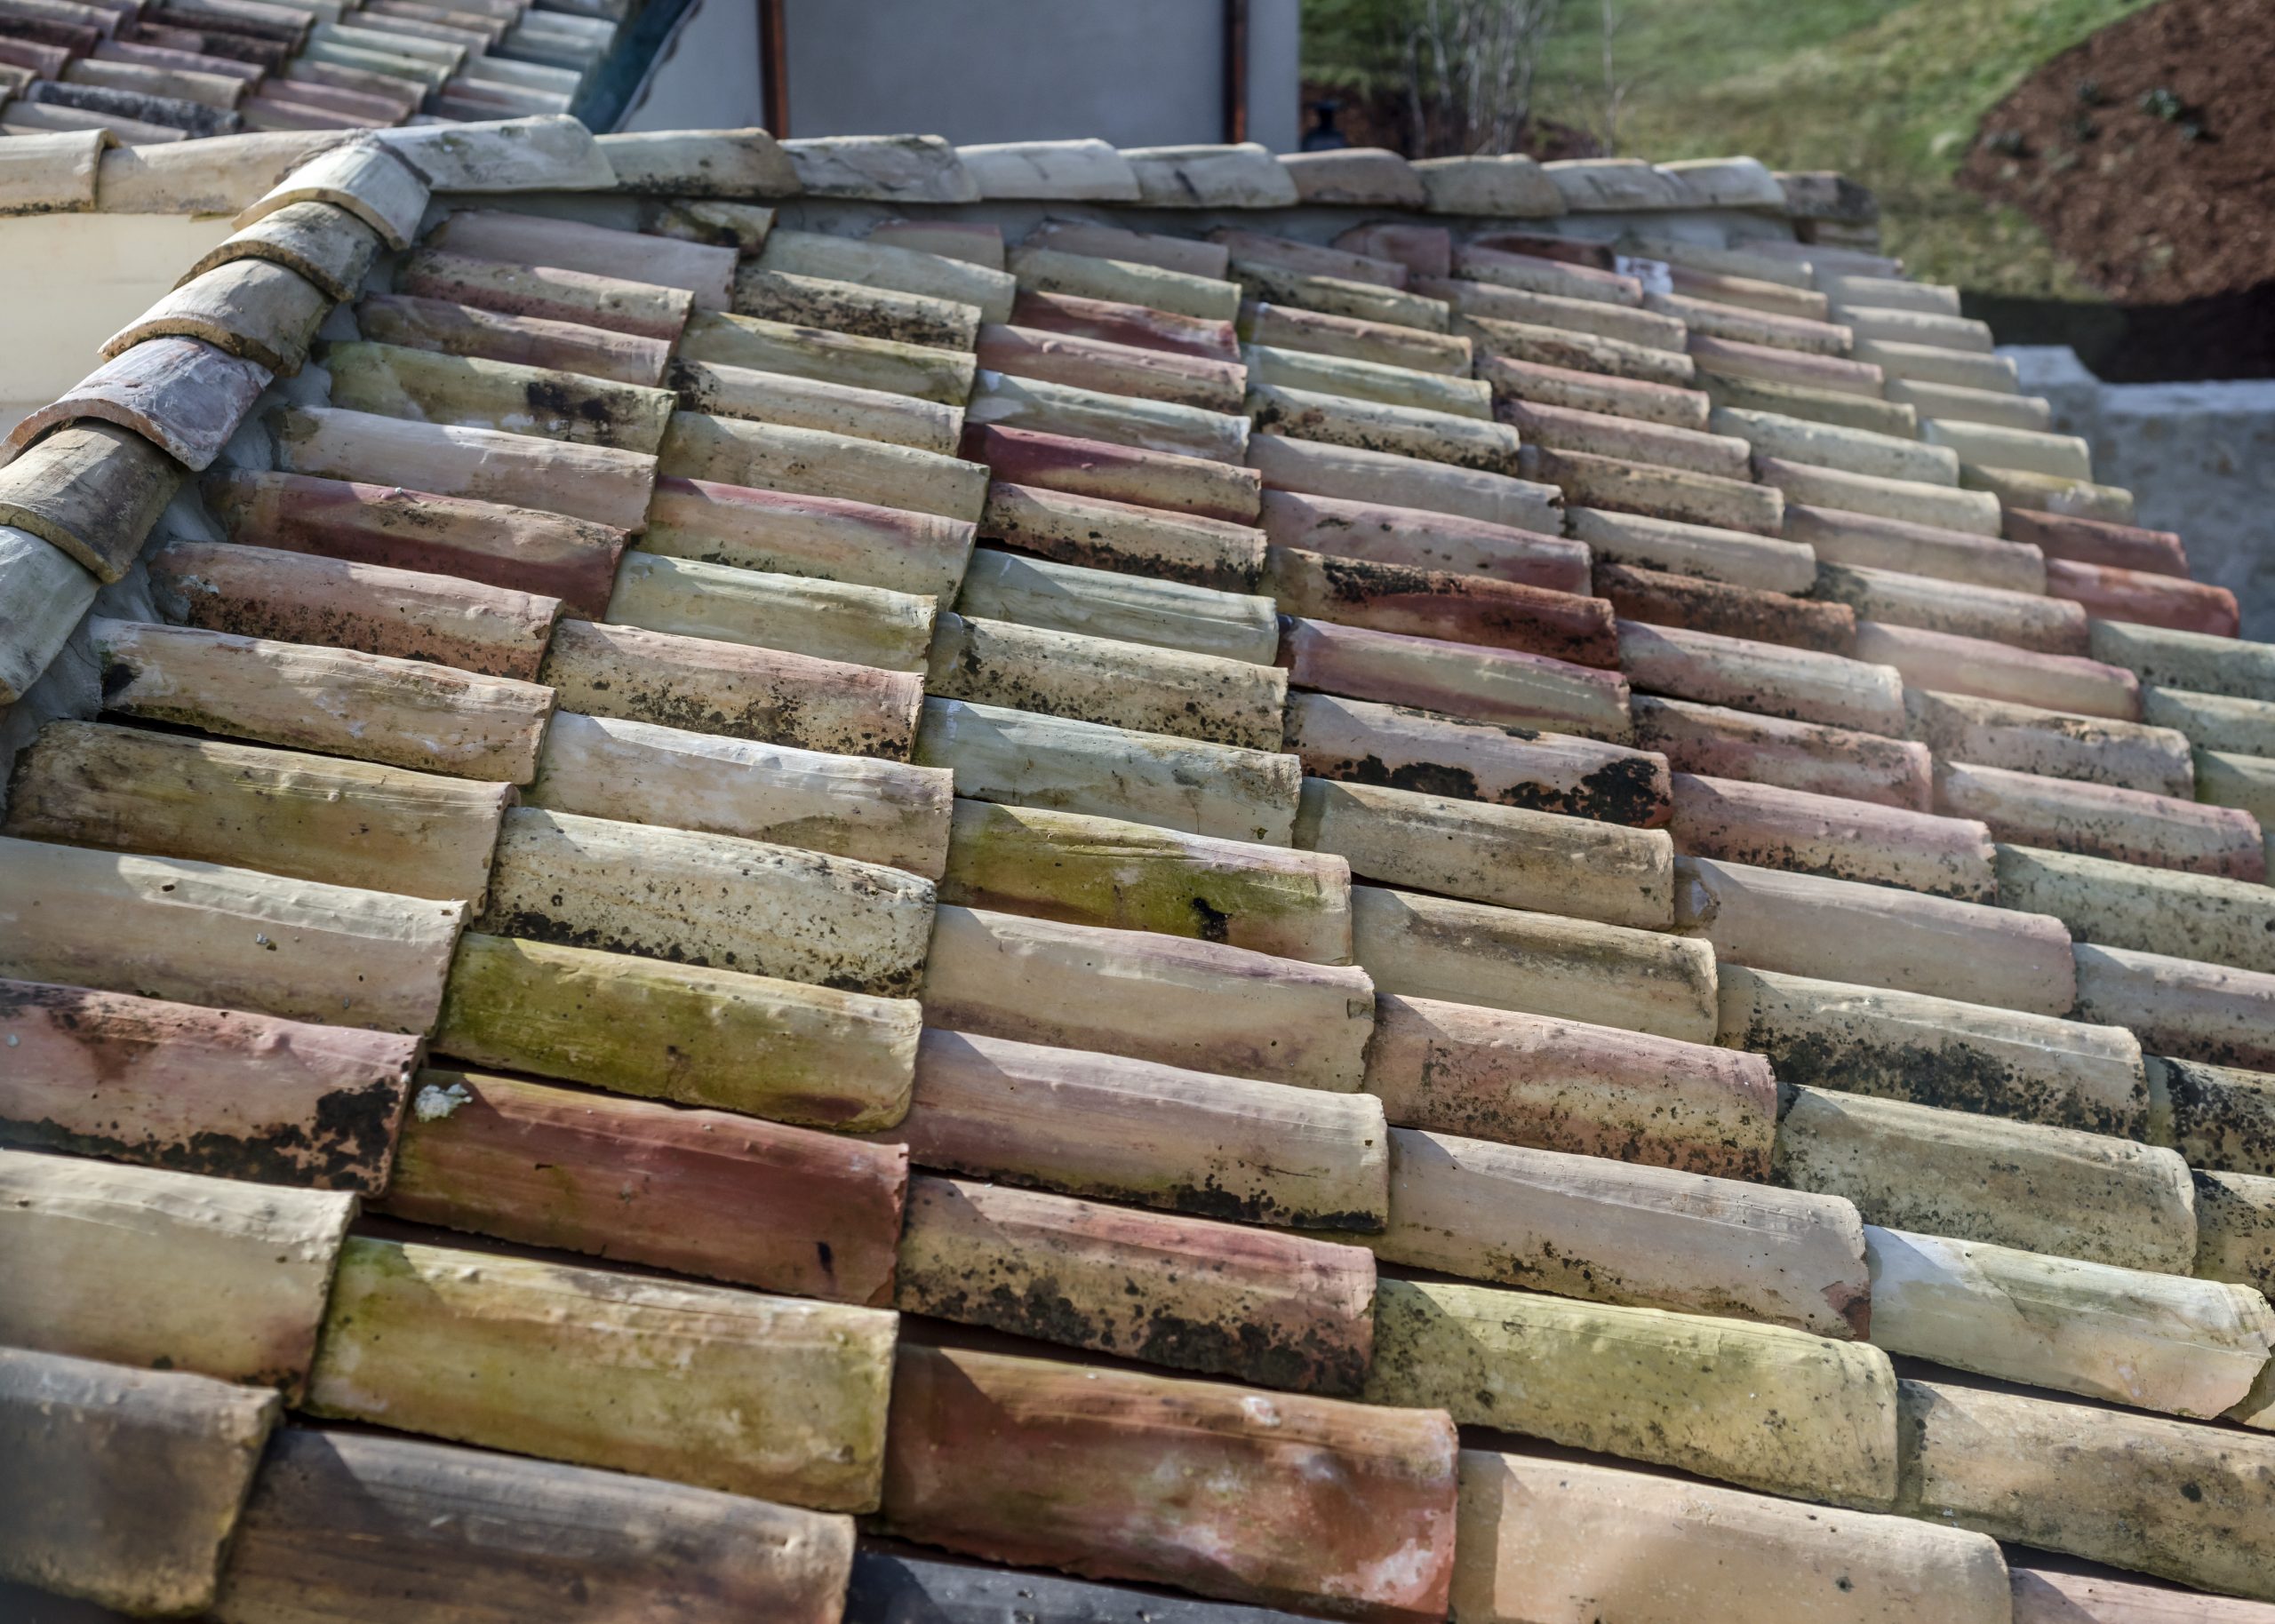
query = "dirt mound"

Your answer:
(1959, 0), (2275, 378)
